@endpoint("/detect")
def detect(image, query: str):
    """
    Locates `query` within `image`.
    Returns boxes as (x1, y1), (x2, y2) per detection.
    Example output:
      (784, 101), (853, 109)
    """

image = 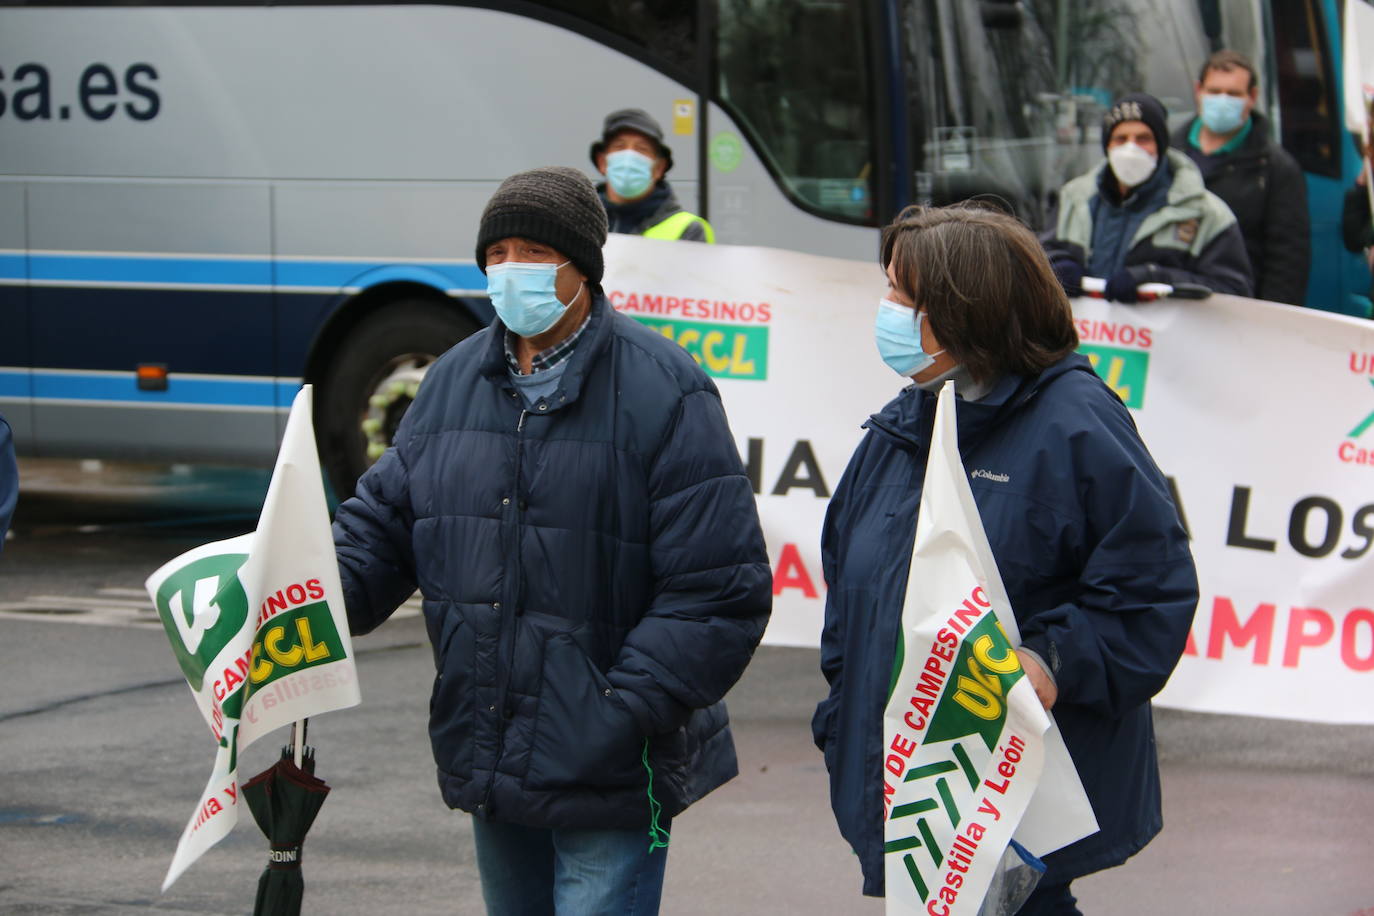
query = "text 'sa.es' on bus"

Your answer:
(0, 0), (1360, 494)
